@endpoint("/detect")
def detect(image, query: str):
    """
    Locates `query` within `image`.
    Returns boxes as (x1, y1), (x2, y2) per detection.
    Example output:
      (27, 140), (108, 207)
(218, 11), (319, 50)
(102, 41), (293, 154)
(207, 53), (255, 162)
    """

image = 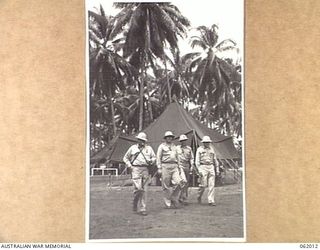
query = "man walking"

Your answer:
(123, 132), (156, 216)
(176, 134), (194, 205)
(195, 136), (220, 206)
(157, 131), (183, 209)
